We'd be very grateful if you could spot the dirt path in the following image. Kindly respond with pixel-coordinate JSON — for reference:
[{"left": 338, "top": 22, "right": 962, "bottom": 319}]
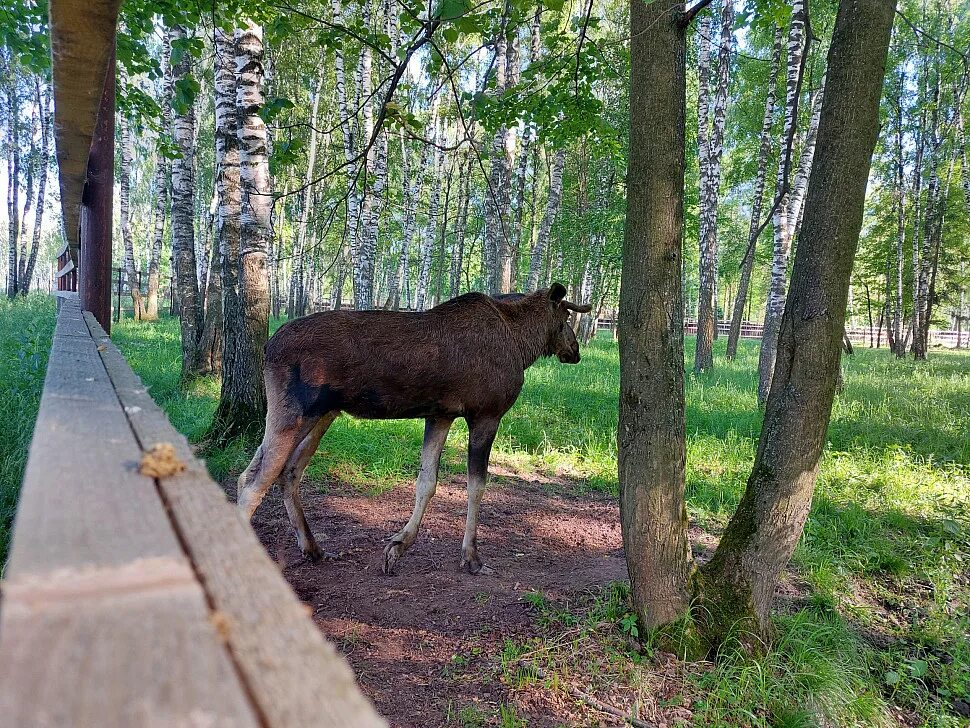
[{"left": 245, "top": 473, "right": 631, "bottom": 726}]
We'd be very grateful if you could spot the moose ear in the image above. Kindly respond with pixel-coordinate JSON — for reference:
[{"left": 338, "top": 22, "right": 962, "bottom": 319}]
[{"left": 548, "top": 283, "right": 567, "bottom": 303}]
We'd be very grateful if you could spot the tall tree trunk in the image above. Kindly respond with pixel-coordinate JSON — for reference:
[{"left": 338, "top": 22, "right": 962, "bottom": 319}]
[
  {"left": 893, "top": 77, "right": 906, "bottom": 357},
  {"left": 695, "top": 0, "right": 733, "bottom": 373},
  {"left": 212, "top": 20, "right": 272, "bottom": 438},
  {"left": 526, "top": 148, "right": 566, "bottom": 292},
  {"left": 169, "top": 24, "right": 205, "bottom": 379},
  {"left": 388, "top": 135, "right": 423, "bottom": 309},
  {"left": 696, "top": 0, "right": 894, "bottom": 648},
  {"left": 510, "top": 10, "right": 541, "bottom": 282},
  {"left": 120, "top": 112, "right": 143, "bottom": 319},
  {"left": 913, "top": 75, "right": 943, "bottom": 360},
  {"left": 6, "top": 62, "right": 20, "bottom": 299},
  {"left": 16, "top": 104, "right": 36, "bottom": 292},
  {"left": 416, "top": 115, "right": 443, "bottom": 311},
  {"left": 757, "top": 0, "right": 806, "bottom": 405},
  {"left": 484, "top": 18, "right": 513, "bottom": 294},
  {"left": 619, "top": 0, "right": 693, "bottom": 633},
  {"left": 727, "top": 27, "right": 783, "bottom": 359},
  {"left": 289, "top": 66, "right": 324, "bottom": 318},
  {"left": 450, "top": 150, "right": 473, "bottom": 298},
  {"left": 22, "top": 81, "right": 50, "bottom": 295},
  {"left": 200, "top": 242, "right": 223, "bottom": 374},
  {"left": 144, "top": 37, "right": 172, "bottom": 321}
]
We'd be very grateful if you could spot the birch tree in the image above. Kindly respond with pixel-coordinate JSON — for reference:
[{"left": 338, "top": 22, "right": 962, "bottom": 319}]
[
  {"left": 526, "top": 148, "right": 566, "bottom": 292},
  {"left": 694, "top": 0, "right": 734, "bottom": 373},
  {"left": 212, "top": 20, "right": 272, "bottom": 437},
  {"left": 169, "top": 24, "right": 205, "bottom": 379},
  {"left": 757, "top": 0, "right": 806, "bottom": 405},
  {"left": 119, "top": 112, "right": 142, "bottom": 318},
  {"left": 20, "top": 81, "right": 49, "bottom": 294},
  {"left": 726, "top": 27, "right": 782, "bottom": 359},
  {"left": 484, "top": 19, "right": 514, "bottom": 294},
  {"left": 144, "top": 36, "right": 171, "bottom": 321}
]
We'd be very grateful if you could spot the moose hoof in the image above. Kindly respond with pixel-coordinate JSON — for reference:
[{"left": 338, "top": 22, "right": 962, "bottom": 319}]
[
  {"left": 382, "top": 541, "right": 405, "bottom": 575},
  {"left": 460, "top": 552, "right": 494, "bottom": 575},
  {"left": 302, "top": 541, "right": 325, "bottom": 562}
]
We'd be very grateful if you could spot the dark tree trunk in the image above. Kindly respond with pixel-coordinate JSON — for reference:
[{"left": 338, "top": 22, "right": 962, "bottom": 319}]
[
  {"left": 695, "top": 0, "right": 895, "bottom": 649},
  {"left": 618, "top": 0, "right": 694, "bottom": 633}
]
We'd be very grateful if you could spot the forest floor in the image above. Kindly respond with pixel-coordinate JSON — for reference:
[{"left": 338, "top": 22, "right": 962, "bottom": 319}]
[{"left": 108, "top": 315, "right": 970, "bottom": 728}]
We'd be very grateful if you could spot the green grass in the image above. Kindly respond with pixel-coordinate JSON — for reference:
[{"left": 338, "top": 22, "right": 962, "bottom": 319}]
[
  {"left": 112, "top": 315, "right": 970, "bottom": 727},
  {"left": 0, "top": 295, "right": 56, "bottom": 562}
]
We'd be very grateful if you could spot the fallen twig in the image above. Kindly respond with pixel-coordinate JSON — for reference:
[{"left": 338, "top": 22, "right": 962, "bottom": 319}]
[{"left": 518, "top": 661, "right": 657, "bottom": 728}]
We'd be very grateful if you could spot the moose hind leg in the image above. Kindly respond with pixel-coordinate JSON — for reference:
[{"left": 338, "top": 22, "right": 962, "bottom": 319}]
[
  {"left": 383, "top": 417, "right": 454, "bottom": 574},
  {"left": 238, "top": 412, "right": 315, "bottom": 521},
  {"left": 281, "top": 412, "right": 338, "bottom": 561},
  {"left": 460, "top": 417, "right": 500, "bottom": 575}
]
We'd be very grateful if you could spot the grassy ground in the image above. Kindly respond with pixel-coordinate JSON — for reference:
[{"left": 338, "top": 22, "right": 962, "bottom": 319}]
[
  {"left": 0, "top": 295, "right": 56, "bottom": 562},
  {"left": 114, "top": 315, "right": 970, "bottom": 727}
]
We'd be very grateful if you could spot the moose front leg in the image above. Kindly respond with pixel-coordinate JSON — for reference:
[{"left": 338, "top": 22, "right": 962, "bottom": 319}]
[
  {"left": 383, "top": 417, "right": 454, "bottom": 574},
  {"left": 461, "top": 416, "right": 500, "bottom": 575}
]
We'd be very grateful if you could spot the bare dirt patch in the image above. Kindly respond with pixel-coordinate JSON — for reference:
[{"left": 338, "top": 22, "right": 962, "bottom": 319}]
[{"left": 243, "top": 473, "right": 641, "bottom": 726}]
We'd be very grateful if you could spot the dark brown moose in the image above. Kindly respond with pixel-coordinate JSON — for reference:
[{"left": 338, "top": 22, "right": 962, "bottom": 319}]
[{"left": 237, "top": 284, "right": 591, "bottom": 574}]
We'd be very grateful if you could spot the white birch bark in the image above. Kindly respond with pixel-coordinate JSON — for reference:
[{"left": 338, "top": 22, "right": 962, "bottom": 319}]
[
  {"left": 415, "top": 115, "right": 444, "bottom": 311},
  {"left": 169, "top": 24, "right": 204, "bottom": 378},
  {"left": 727, "top": 26, "right": 782, "bottom": 359},
  {"left": 694, "top": 0, "right": 733, "bottom": 373},
  {"left": 120, "top": 110, "right": 142, "bottom": 317},
  {"left": 483, "top": 22, "right": 513, "bottom": 293},
  {"left": 526, "top": 148, "right": 566, "bottom": 291},
  {"left": 233, "top": 19, "right": 272, "bottom": 415},
  {"left": 145, "top": 36, "right": 172, "bottom": 320},
  {"left": 757, "top": 0, "right": 805, "bottom": 405},
  {"left": 22, "top": 81, "right": 50, "bottom": 294}
]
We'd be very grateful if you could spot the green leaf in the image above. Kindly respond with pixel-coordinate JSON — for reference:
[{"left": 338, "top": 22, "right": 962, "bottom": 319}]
[
  {"left": 435, "top": 0, "right": 468, "bottom": 20},
  {"left": 941, "top": 519, "right": 961, "bottom": 537},
  {"left": 442, "top": 27, "right": 460, "bottom": 43},
  {"left": 884, "top": 671, "right": 900, "bottom": 685},
  {"left": 909, "top": 660, "right": 928, "bottom": 678}
]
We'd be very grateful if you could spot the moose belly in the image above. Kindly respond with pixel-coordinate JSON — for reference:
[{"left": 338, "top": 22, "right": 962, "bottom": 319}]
[{"left": 340, "top": 384, "right": 464, "bottom": 420}]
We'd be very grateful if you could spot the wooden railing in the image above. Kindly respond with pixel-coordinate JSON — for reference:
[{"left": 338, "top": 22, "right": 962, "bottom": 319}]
[{"left": 0, "top": 292, "right": 385, "bottom": 727}]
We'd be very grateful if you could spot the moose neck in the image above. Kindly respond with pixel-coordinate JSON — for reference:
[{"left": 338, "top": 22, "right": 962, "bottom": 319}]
[{"left": 503, "top": 302, "right": 551, "bottom": 371}]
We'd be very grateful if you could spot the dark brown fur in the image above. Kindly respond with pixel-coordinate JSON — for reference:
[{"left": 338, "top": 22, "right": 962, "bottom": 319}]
[{"left": 238, "top": 284, "right": 590, "bottom": 573}]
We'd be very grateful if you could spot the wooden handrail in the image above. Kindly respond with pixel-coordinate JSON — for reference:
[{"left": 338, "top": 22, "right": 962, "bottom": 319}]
[{"left": 0, "top": 294, "right": 385, "bottom": 727}]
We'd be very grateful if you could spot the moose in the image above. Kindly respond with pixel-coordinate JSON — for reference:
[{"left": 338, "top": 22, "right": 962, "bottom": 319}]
[{"left": 237, "top": 283, "right": 591, "bottom": 574}]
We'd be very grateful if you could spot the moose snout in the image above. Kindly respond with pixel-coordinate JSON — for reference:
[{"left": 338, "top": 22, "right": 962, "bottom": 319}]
[{"left": 558, "top": 348, "right": 581, "bottom": 364}]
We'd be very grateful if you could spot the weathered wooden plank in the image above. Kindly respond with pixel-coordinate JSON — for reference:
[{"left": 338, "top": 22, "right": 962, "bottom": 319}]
[
  {"left": 5, "top": 349, "right": 184, "bottom": 581},
  {"left": 86, "top": 312, "right": 387, "bottom": 728},
  {"left": 0, "top": 581, "right": 260, "bottom": 728}
]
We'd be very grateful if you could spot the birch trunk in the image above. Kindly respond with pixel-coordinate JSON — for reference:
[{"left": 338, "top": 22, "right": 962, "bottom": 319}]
[
  {"left": 289, "top": 67, "right": 324, "bottom": 318},
  {"left": 727, "top": 27, "right": 782, "bottom": 359},
  {"left": 416, "top": 116, "right": 444, "bottom": 311},
  {"left": 120, "top": 112, "right": 143, "bottom": 318},
  {"left": 22, "top": 82, "right": 50, "bottom": 294},
  {"left": 215, "top": 20, "right": 273, "bottom": 434},
  {"left": 169, "top": 25, "right": 205, "bottom": 379},
  {"left": 145, "top": 37, "right": 172, "bottom": 320},
  {"left": 526, "top": 148, "right": 566, "bottom": 291},
  {"left": 695, "top": 0, "right": 733, "bottom": 373},
  {"left": 450, "top": 150, "right": 473, "bottom": 297},
  {"left": 16, "top": 104, "right": 36, "bottom": 292},
  {"left": 757, "top": 0, "right": 806, "bottom": 405},
  {"left": 6, "top": 64, "right": 20, "bottom": 299},
  {"left": 893, "top": 77, "right": 906, "bottom": 357},
  {"left": 484, "top": 22, "right": 514, "bottom": 293}
]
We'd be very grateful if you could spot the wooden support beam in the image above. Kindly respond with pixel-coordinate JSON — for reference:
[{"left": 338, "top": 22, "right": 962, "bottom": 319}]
[{"left": 78, "top": 42, "right": 115, "bottom": 333}]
